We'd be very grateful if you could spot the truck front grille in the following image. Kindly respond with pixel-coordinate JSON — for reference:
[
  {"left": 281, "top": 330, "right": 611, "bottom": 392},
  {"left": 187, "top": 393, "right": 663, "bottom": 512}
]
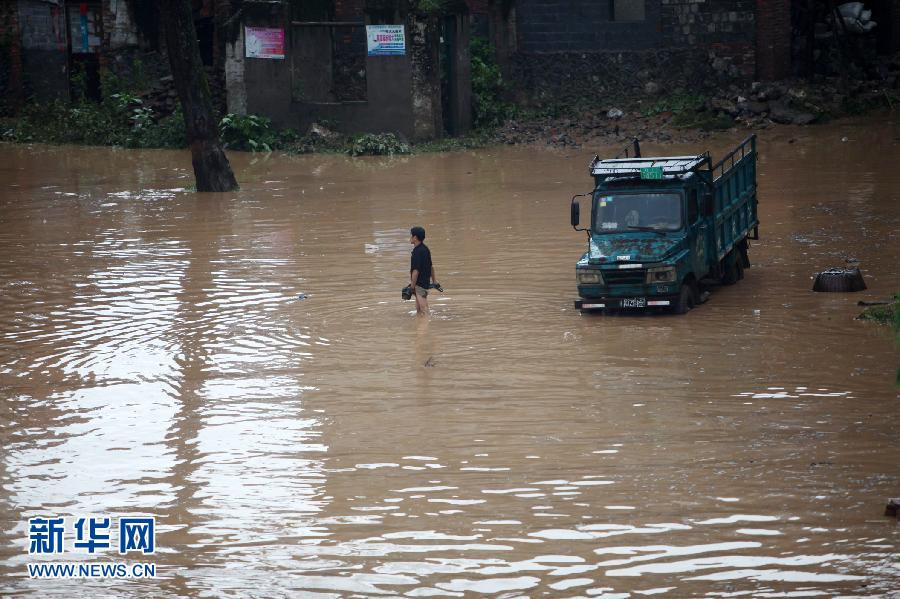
[{"left": 604, "top": 269, "right": 646, "bottom": 285}]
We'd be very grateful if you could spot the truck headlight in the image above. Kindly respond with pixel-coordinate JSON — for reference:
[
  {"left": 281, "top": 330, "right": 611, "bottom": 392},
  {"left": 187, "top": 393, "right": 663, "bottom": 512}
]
[
  {"left": 577, "top": 270, "right": 604, "bottom": 285},
  {"left": 646, "top": 266, "right": 677, "bottom": 284}
]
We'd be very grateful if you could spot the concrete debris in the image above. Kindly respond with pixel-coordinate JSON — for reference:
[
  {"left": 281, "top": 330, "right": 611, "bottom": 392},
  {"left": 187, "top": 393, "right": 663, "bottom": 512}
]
[
  {"left": 308, "top": 123, "right": 339, "bottom": 140},
  {"left": 643, "top": 81, "right": 660, "bottom": 95}
]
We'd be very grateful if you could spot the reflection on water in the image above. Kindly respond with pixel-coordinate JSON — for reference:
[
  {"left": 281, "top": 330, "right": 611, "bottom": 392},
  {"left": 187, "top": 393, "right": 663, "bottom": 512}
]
[{"left": 1, "top": 120, "right": 899, "bottom": 596}]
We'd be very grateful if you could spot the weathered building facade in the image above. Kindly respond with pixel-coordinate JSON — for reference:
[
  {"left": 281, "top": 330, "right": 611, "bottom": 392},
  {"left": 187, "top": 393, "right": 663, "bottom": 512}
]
[
  {"left": 3, "top": 1, "right": 899, "bottom": 132},
  {"left": 1, "top": 0, "right": 472, "bottom": 140},
  {"left": 225, "top": 0, "right": 472, "bottom": 140},
  {"left": 1, "top": 0, "right": 142, "bottom": 110}
]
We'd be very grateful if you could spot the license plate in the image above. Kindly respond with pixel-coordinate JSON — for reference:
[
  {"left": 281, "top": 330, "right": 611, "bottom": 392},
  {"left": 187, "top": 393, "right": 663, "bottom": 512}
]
[{"left": 621, "top": 297, "right": 646, "bottom": 308}]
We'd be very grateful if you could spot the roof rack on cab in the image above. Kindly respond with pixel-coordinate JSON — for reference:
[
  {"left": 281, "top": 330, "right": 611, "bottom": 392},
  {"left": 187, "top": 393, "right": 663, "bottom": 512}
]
[{"left": 588, "top": 136, "right": 712, "bottom": 183}]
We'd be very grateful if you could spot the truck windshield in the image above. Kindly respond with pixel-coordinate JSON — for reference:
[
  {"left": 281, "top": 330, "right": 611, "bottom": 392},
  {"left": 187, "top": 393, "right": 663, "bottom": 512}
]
[{"left": 592, "top": 192, "right": 683, "bottom": 233}]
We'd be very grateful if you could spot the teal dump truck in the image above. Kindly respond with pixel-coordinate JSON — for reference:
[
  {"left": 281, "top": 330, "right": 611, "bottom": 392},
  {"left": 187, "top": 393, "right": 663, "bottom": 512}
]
[{"left": 570, "top": 136, "right": 758, "bottom": 313}]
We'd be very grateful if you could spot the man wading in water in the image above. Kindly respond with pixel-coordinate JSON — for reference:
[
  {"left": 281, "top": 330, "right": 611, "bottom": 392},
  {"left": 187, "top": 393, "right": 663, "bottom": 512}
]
[{"left": 409, "top": 226, "right": 438, "bottom": 316}]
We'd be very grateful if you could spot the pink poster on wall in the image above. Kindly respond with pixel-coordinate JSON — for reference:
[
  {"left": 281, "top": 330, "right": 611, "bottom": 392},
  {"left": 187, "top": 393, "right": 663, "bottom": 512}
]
[{"left": 245, "top": 27, "right": 285, "bottom": 60}]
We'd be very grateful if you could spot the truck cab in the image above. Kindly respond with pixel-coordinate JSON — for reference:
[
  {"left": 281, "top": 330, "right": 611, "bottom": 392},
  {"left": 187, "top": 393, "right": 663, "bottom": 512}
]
[{"left": 571, "top": 137, "right": 758, "bottom": 313}]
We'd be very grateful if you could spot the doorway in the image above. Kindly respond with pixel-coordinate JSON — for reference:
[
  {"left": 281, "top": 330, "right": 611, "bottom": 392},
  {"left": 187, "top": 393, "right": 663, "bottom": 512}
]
[{"left": 65, "top": 1, "right": 102, "bottom": 101}]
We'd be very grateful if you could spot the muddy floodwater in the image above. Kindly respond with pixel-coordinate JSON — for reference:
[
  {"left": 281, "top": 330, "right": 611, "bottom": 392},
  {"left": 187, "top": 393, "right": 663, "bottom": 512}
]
[{"left": 1, "top": 119, "right": 899, "bottom": 597}]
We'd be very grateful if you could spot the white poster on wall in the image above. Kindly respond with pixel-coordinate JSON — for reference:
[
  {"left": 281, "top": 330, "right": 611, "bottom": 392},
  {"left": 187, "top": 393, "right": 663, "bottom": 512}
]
[
  {"left": 366, "top": 25, "right": 405, "bottom": 56},
  {"left": 245, "top": 27, "right": 285, "bottom": 59}
]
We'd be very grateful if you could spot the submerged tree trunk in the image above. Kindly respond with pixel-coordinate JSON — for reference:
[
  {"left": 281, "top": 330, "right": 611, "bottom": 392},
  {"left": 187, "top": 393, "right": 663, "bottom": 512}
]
[{"left": 160, "top": 0, "right": 238, "bottom": 192}]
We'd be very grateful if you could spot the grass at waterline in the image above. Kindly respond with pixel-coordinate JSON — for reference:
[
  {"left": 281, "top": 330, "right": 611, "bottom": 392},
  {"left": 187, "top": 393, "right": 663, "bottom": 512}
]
[
  {"left": 856, "top": 293, "right": 900, "bottom": 385},
  {"left": 1, "top": 102, "right": 497, "bottom": 157}
]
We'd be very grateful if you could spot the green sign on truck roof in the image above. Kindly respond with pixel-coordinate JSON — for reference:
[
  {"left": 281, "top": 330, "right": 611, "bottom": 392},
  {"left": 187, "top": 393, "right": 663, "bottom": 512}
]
[{"left": 640, "top": 166, "right": 664, "bottom": 180}]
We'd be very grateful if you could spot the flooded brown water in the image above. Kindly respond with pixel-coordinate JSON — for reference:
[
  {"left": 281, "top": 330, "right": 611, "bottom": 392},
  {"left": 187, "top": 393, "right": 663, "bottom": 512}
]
[{"left": 1, "top": 119, "right": 899, "bottom": 597}]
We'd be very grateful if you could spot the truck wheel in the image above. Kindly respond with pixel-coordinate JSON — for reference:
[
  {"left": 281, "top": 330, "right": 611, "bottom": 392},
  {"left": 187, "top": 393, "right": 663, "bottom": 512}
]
[
  {"left": 672, "top": 284, "right": 694, "bottom": 314},
  {"left": 721, "top": 252, "right": 740, "bottom": 285},
  {"left": 739, "top": 245, "right": 750, "bottom": 269}
]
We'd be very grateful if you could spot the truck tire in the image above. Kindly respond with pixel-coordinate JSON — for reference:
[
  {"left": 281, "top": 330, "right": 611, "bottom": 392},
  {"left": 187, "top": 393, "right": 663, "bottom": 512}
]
[
  {"left": 721, "top": 252, "right": 740, "bottom": 285},
  {"left": 673, "top": 283, "right": 695, "bottom": 314},
  {"left": 812, "top": 267, "right": 867, "bottom": 292},
  {"left": 739, "top": 243, "right": 750, "bottom": 269}
]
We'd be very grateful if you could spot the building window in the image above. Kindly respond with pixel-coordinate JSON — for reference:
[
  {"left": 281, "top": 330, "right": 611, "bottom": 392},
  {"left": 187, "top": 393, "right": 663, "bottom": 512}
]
[{"left": 611, "top": 0, "right": 645, "bottom": 22}]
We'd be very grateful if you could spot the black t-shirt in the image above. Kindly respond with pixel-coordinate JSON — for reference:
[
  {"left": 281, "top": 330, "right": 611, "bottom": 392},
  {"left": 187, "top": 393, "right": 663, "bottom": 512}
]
[{"left": 410, "top": 243, "right": 432, "bottom": 288}]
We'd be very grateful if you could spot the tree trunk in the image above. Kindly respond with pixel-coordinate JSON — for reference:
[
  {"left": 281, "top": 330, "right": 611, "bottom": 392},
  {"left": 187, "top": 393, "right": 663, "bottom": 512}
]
[{"left": 160, "top": 0, "right": 238, "bottom": 192}]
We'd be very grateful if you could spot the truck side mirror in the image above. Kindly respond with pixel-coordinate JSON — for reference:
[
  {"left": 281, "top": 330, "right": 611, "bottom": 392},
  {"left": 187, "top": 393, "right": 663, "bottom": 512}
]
[
  {"left": 570, "top": 200, "right": 580, "bottom": 228},
  {"left": 703, "top": 192, "right": 715, "bottom": 217}
]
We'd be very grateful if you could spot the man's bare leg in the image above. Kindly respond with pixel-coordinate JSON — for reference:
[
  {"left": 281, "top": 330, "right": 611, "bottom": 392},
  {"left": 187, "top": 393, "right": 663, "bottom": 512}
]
[{"left": 414, "top": 292, "right": 429, "bottom": 315}]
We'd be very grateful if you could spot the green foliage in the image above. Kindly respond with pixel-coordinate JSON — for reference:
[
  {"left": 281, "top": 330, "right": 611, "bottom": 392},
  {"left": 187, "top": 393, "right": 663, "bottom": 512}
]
[
  {"left": 857, "top": 297, "right": 898, "bottom": 325},
  {"left": 893, "top": 293, "right": 900, "bottom": 385},
  {"left": 69, "top": 65, "right": 90, "bottom": 103},
  {"left": 470, "top": 37, "right": 515, "bottom": 129},
  {"left": 841, "top": 90, "right": 899, "bottom": 116},
  {"left": 348, "top": 132, "right": 410, "bottom": 156},
  {"left": 0, "top": 36, "right": 11, "bottom": 117},
  {"left": 857, "top": 293, "right": 900, "bottom": 384},
  {"left": 643, "top": 91, "right": 732, "bottom": 130},
  {"left": 517, "top": 102, "right": 572, "bottom": 121},
  {"left": 416, "top": 0, "right": 451, "bottom": 14},
  {"left": 4, "top": 96, "right": 186, "bottom": 149},
  {"left": 219, "top": 113, "right": 276, "bottom": 152},
  {"left": 130, "top": 57, "right": 150, "bottom": 93},
  {"left": 132, "top": 108, "right": 186, "bottom": 148},
  {"left": 413, "top": 132, "right": 491, "bottom": 153}
]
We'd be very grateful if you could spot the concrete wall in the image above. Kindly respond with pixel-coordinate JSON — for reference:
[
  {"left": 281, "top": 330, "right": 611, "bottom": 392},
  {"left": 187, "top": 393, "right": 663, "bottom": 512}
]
[
  {"left": 294, "top": 52, "right": 417, "bottom": 138},
  {"left": 224, "top": 26, "right": 247, "bottom": 115}
]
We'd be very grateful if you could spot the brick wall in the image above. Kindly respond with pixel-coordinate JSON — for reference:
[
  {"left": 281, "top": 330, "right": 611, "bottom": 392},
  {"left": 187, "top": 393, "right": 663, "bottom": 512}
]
[
  {"left": 506, "top": 0, "right": 764, "bottom": 101},
  {"left": 334, "top": 0, "right": 364, "bottom": 20},
  {"left": 466, "top": 0, "right": 489, "bottom": 14},
  {"left": 660, "top": 0, "right": 756, "bottom": 77},
  {"left": 513, "top": 0, "right": 756, "bottom": 62},
  {"left": 515, "top": 0, "right": 663, "bottom": 52},
  {"left": 755, "top": 0, "right": 790, "bottom": 80}
]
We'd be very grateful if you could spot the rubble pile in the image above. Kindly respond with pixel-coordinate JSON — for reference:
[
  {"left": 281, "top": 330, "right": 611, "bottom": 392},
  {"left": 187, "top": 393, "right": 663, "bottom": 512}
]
[
  {"left": 493, "top": 51, "right": 900, "bottom": 149},
  {"left": 138, "top": 67, "right": 227, "bottom": 119}
]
